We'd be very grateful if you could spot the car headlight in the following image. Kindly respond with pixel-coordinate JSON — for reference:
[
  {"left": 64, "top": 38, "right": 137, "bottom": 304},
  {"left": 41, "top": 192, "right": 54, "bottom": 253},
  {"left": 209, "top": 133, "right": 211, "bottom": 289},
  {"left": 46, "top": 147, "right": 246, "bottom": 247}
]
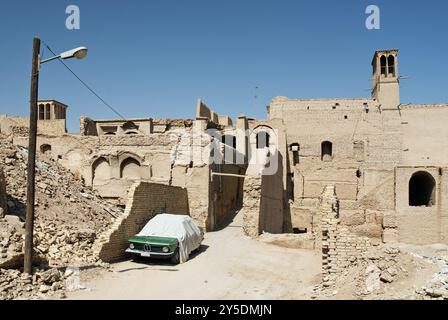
[
  {"left": 162, "top": 246, "right": 169, "bottom": 253},
  {"left": 129, "top": 243, "right": 135, "bottom": 249}
]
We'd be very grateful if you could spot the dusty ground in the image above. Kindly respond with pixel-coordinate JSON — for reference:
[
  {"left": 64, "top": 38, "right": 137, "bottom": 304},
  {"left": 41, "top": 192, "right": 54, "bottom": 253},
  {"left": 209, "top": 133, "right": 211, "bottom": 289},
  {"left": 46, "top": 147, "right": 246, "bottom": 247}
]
[{"left": 64, "top": 212, "right": 322, "bottom": 300}]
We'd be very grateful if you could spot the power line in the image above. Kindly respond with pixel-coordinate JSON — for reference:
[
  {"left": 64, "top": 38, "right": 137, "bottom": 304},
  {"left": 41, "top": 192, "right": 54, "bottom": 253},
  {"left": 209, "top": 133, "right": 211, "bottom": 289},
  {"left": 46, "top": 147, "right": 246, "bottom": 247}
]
[{"left": 43, "top": 42, "right": 127, "bottom": 120}]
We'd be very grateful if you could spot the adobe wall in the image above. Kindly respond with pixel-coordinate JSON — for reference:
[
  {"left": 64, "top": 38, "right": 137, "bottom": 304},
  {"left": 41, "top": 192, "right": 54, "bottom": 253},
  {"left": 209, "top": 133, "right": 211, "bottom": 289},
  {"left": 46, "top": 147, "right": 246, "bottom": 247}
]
[
  {"left": 269, "top": 98, "right": 397, "bottom": 240},
  {"left": 0, "top": 115, "right": 66, "bottom": 136},
  {"left": 399, "top": 105, "right": 448, "bottom": 167},
  {"left": 93, "top": 182, "right": 189, "bottom": 263},
  {"left": 0, "top": 165, "right": 6, "bottom": 217},
  {"left": 268, "top": 97, "right": 448, "bottom": 245},
  {"left": 393, "top": 166, "right": 448, "bottom": 244},
  {"left": 210, "top": 164, "right": 245, "bottom": 229},
  {"left": 12, "top": 119, "right": 213, "bottom": 230},
  {"left": 242, "top": 118, "right": 290, "bottom": 237}
]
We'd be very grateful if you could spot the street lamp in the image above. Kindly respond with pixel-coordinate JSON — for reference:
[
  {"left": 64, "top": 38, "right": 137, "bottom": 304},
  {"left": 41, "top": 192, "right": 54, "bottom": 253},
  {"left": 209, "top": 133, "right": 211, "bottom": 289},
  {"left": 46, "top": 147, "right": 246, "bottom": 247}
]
[
  {"left": 24, "top": 37, "right": 88, "bottom": 275},
  {"left": 40, "top": 46, "right": 88, "bottom": 64}
]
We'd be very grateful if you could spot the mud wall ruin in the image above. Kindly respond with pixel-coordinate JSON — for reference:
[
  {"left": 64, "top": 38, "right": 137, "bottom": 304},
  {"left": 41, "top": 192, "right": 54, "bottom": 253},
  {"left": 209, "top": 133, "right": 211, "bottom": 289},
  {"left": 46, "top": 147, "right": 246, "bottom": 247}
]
[
  {"left": 93, "top": 182, "right": 190, "bottom": 263},
  {"left": 0, "top": 165, "right": 6, "bottom": 217}
]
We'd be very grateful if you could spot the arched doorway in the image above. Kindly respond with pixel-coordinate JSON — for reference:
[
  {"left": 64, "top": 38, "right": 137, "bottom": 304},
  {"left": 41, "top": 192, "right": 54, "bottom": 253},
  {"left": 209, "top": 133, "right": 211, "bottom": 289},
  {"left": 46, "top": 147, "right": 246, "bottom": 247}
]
[{"left": 409, "top": 171, "right": 436, "bottom": 207}]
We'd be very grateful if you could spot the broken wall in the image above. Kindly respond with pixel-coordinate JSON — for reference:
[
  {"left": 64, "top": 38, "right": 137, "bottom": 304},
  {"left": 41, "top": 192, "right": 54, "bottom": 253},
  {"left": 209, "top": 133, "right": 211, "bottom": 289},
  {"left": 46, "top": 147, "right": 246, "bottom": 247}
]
[
  {"left": 93, "top": 182, "right": 189, "bottom": 263},
  {"left": 269, "top": 97, "right": 402, "bottom": 240},
  {"left": 0, "top": 165, "right": 6, "bottom": 217}
]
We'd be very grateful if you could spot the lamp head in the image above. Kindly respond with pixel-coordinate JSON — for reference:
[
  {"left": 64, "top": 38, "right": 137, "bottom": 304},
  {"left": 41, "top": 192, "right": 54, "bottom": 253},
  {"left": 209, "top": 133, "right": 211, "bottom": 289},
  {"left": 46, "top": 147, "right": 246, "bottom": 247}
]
[{"left": 60, "top": 47, "right": 88, "bottom": 60}]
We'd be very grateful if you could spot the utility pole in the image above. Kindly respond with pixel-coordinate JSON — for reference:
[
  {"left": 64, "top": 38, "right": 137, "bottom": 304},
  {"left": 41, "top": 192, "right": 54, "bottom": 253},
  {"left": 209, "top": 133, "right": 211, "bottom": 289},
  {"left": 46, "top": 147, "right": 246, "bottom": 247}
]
[{"left": 24, "top": 37, "right": 40, "bottom": 275}]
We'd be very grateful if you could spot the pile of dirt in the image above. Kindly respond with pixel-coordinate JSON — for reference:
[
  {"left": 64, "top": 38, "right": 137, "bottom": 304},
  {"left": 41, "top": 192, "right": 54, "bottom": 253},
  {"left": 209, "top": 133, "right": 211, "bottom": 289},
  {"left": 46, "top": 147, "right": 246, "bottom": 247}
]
[{"left": 0, "top": 134, "right": 123, "bottom": 299}]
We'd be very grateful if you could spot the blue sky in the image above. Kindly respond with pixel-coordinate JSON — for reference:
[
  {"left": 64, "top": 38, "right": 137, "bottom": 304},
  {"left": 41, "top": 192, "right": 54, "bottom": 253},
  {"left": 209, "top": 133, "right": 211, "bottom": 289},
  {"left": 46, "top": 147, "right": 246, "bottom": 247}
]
[{"left": 0, "top": 0, "right": 447, "bottom": 132}]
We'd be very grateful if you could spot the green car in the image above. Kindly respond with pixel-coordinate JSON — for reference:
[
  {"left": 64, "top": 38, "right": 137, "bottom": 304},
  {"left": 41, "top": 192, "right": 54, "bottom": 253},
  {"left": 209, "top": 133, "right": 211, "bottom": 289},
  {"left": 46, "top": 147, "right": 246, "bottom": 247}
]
[
  {"left": 126, "top": 235, "right": 181, "bottom": 264},
  {"left": 125, "top": 213, "right": 204, "bottom": 264}
]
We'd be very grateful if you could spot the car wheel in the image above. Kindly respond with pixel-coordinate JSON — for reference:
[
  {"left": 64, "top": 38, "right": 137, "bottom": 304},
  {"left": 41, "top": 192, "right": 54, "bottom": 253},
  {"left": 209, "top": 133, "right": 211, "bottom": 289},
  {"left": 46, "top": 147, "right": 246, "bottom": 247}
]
[{"left": 170, "top": 249, "right": 180, "bottom": 265}]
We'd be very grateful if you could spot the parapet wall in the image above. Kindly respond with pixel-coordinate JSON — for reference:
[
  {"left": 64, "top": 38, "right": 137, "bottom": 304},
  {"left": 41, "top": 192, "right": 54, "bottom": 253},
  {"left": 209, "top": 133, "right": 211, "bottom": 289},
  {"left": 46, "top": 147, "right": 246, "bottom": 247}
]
[
  {"left": 0, "top": 115, "right": 66, "bottom": 136},
  {"left": 196, "top": 99, "right": 233, "bottom": 126}
]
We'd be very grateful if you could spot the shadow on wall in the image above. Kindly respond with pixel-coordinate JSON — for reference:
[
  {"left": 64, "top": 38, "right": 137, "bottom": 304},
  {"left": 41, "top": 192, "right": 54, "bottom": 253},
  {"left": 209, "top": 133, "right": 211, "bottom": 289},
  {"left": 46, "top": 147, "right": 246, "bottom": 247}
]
[{"left": 259, "top": 151, "right": 291, "bottom": 234}]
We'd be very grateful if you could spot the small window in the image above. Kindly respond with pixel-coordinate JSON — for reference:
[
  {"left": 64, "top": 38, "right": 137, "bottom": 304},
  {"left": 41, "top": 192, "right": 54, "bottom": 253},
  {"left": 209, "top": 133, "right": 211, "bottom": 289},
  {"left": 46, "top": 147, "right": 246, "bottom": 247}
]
[
  {"left": 388, "top": 55, "right": 395, "bottom": 77},
  {"left": 344, "top": 115, "right": 348, "bottom": 119},
  {"left": 321, "top": 141, "right": 333, "bottom": 161},
  {"left": 290, "top": 143, "right": 300, "bottom": 165},
  {"left": 256, "top": 132, "right": 270, "bottom": 149},
  {"left": 380, "top": 55, "right": 387, "bottom": 76}
]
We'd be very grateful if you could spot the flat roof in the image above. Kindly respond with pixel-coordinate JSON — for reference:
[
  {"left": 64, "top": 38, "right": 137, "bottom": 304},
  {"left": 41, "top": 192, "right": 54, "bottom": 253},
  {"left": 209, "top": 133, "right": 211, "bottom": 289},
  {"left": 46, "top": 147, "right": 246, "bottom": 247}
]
[{"left": 37, "top": 100, "right": 68, "bottom": 108}]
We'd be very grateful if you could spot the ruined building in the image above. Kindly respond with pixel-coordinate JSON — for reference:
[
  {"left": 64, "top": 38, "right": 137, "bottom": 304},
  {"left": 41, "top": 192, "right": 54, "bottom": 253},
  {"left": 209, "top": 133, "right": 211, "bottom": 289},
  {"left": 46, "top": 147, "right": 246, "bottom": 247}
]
[{"left": 1, "top": 49, "right": 447, "bottom": 252}]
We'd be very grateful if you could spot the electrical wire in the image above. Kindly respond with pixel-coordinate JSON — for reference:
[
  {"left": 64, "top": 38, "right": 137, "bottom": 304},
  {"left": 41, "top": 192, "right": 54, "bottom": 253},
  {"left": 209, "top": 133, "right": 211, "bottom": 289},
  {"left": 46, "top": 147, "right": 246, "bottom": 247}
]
[{"left": 43, "top": 42, "right": 127, "bottom": 120}]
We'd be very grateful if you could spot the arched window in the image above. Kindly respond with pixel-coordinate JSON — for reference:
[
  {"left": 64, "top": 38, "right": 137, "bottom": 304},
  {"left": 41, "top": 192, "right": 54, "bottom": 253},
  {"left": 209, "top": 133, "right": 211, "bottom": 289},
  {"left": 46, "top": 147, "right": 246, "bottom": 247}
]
[
  {"left": 125, "top": 131, "right": 138, "bottom": 135},
  {"left": 380, "top": 55, "right": 387, "bottom": 76},
  {"left": 321, "top": 141, "right": 333, "bottom": 161},
  {"left": 409, "top": 171, "right": 436, "bottom": 207},
  {"left": 104, "top": 132, "right": 116, "bottom": 136},
  {"left": 256, "top": 131, "right": 270, "bottom": 149},
  {"left": 40, "top": 144, "right": 51, "bottom": 154},
  {"left": 92, "top": 157, "right": 110, "bottom": 185},
  {"left": 388, "top": 55, "right": 395, "bottom": 77},
  {"left": 120, "top": 158, "right": 141, "bottom": 179}
]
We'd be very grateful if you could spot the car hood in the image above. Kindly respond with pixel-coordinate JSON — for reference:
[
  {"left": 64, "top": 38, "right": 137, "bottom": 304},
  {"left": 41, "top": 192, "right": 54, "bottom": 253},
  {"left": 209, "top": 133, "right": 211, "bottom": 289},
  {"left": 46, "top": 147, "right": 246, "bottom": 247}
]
[{"left": 128, "top": 235, "right": 178, "bottom": 246}]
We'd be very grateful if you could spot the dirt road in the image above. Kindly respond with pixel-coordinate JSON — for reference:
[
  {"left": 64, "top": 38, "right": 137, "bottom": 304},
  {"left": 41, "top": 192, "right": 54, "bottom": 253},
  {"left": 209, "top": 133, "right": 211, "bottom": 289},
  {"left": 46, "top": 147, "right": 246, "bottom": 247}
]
[{"left": 66, "top": 212, "right": 321, "bottom": 300}]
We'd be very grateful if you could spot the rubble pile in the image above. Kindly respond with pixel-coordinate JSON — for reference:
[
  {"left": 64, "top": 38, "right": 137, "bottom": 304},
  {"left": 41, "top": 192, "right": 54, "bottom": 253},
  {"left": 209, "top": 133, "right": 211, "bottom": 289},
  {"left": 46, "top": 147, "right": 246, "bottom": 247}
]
[
  {"left": 0, "top": 134, "right": 122, "bottom": 299},
  {"left": 0, "top": 268, "right": 67, "bottom": 300},
  {"left": 312, "top": 242, "right": 448, "bottom": 300},
  {"left": 413, "top": 253, "right": 448, "bottom": 300},
  {"left": 312, "top": 244, "right": 413, "bottom": 299}
]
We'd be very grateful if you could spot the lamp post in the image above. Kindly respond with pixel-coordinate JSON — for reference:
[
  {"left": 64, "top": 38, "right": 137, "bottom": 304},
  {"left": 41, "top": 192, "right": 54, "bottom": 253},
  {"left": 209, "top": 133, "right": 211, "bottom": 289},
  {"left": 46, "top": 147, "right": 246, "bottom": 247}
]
[{"left": 24, "top": 37, "right": 88, "bottom": 275}]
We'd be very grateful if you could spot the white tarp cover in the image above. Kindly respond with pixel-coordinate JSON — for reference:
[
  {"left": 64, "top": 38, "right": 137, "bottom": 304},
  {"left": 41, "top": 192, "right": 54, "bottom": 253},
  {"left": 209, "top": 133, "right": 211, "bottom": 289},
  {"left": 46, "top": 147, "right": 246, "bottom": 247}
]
[{"left": 137, "top": 214, "right": 203, "bottom": 263}]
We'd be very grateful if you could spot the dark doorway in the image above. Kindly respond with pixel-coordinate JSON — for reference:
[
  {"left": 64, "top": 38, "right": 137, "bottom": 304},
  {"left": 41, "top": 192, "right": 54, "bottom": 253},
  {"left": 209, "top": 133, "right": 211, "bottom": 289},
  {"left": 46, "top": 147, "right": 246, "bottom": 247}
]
[{"left": 409, "top": 171, "right": 436, "bottom": 207}]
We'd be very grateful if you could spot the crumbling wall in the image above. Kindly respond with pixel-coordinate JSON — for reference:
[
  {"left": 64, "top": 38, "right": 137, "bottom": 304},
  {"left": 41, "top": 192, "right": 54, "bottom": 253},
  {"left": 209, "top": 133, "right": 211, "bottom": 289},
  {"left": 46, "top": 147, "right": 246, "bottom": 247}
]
[
  {"left": 93, "top": 182, "right": 189, "bottom": 263},
  {"left": 242, "top": 174, "right": 262, "bottom": 238},
  {"left": 79, "top": 116, "right": 98, "bottom": 136},
  {"left": 0, "top": 165, "right": 6, "bottom": 217},
  {"left": 320, "top": 185, "right": 372, "bottom": 276}
]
